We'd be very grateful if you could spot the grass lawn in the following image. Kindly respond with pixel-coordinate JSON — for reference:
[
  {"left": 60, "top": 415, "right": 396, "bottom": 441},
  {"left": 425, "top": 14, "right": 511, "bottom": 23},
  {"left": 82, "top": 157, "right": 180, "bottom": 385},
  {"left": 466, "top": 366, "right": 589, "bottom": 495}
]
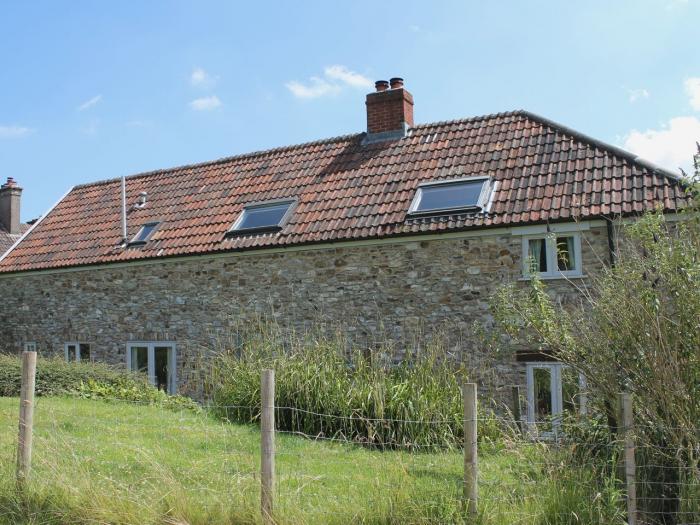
[{"left": 0, "top": 397, "right": 618, "bottom": 524}]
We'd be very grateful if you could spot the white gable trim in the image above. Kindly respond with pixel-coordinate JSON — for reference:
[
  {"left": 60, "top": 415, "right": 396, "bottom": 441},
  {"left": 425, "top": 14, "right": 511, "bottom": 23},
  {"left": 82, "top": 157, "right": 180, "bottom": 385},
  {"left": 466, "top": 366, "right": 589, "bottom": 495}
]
[{"left": 0, "top": 186, "right": 75, "bottom": 264}]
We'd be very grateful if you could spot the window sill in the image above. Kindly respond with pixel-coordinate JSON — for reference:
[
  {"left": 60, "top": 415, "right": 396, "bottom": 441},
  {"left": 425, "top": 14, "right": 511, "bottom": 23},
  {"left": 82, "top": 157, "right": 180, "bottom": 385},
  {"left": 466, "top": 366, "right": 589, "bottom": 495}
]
[{"left": 518, "top": 273, "right": 587, "bottom": 282}]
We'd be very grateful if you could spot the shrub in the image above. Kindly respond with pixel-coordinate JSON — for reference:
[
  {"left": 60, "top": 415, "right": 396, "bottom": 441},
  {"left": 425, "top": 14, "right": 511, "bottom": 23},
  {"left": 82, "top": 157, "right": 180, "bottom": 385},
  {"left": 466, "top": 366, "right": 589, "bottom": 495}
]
[
  {"left": 489, "top": 196, "right": 700, "bottom": 522},
  {"left": 0, "top": 354, "right": 198, "bottom": 411},
  {"left": 210, "top": 320, "right": 508, "bottom": 449}
]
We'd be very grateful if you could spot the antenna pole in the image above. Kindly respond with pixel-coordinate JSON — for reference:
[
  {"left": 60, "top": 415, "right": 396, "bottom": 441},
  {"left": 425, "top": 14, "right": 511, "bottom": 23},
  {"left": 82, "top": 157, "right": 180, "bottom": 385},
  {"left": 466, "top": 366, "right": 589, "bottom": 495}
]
[{"left": 121, "top": 176, "right": 127, "bottom": 242}]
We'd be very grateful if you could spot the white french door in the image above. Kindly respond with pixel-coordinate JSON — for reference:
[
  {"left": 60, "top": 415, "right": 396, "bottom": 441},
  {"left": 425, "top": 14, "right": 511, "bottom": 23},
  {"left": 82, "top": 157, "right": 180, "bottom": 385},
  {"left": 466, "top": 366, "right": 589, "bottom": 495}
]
[
  {"left": 526, "top": 363, "right": 585, "bottom": 434},
  {"left": 126, "top": 342, "right": 177, "bottom": 394}
]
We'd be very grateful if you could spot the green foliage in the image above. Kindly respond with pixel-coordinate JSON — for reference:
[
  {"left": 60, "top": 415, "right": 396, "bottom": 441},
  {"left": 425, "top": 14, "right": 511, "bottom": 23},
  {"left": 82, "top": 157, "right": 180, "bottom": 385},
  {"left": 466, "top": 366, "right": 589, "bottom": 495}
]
[
  {"left": 0, "top": 354, "right": 136, "bottom": 397},
  {"left": 0, "top": 354, "right": 198, "bottom": 410},
  {"left": 489, "top": 202, "right": 700, "bottom": 522},
  {"left": 211, "top": 321, "right": 508, "bottom": 449},
  {"left": 76, "top": 378, "right": 199, "bottom": 411}
]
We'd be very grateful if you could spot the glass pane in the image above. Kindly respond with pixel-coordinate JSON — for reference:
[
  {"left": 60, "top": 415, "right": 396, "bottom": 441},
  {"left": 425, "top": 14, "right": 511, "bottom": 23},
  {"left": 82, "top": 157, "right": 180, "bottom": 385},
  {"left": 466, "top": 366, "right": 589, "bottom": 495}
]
[
  {"left": 133, "top": 223, "right": 158, "bottom": 243},
  {"left": 154, "top": 347, "right": 170, "bottom": 392},
  {"left": 562, "top": 367, "right": 580, "bottom": 413},
  {"left": 533, "top": 367, "right": 553, "bottom": 427},
  {"left": 236, "top": 203, "right": 291, "bottom": 230},
  {"left": 416, "top": 180, "right": 487, "bottom": 212},
  {"left": 528, "top": 239, "right": 548, "bottom": 273},
  {"left": 79, "top": 343, "right": 91, "bottom": 362},
  {"left": 66, "top": 344, "right": 77, "bottom": 362},
  {"left": 130, "top": 346, "right": 148, "bottom": 373},
  {"left": 557, "top": 236, "right": 576, "bottom": 271}
]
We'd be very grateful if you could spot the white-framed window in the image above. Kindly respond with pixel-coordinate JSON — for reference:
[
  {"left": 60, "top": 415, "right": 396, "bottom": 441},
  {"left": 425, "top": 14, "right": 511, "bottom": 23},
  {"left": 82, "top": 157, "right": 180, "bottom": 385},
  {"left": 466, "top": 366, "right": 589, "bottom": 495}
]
[
  {"left": 522, "top": 233, "right": 582, "bottom": 278},
  {"left": 24, "top": 342, "right": 36, "bottom": 352},
  {"left": 408, "top": 176, "right": 492, "bottom": 216},
  {"left": 65, "top": 342, "right": 91, "bottom": 362},
  {"left": 126, "top": 342, "right": 177, "bottom": 394},
  {"left": 526, "top": 362, "right": 587, "bottom": 435}
]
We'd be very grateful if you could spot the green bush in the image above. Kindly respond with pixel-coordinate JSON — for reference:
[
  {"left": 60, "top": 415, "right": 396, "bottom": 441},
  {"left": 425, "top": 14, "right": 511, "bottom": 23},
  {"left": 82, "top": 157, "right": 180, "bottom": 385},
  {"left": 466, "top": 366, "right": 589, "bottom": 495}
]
[
  {"left": 0, "top": 354, "right": 198, "bottom": 411},
  {"left": 210, "top": 321, "right": 508, "bottom": 449},
  {"left": 490, "top": 200, "right": 700, "bottom": 522}
]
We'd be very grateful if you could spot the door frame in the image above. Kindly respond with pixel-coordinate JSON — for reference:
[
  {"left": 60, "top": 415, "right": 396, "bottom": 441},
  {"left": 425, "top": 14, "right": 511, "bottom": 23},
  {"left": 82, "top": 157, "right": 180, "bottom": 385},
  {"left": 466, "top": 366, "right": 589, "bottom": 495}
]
[
  {"left": 126, "top": 341, "right": 177, "bottom": 394},
  {"left": 525, "top": 362, "right": 585, "bottom": 434}
]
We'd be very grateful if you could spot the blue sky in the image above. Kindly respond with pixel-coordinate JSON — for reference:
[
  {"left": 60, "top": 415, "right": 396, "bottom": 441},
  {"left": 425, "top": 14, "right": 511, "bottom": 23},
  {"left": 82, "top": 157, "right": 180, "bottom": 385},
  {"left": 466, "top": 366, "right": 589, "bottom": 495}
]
[{"left": 2, "top": 0, "right": 699, "bottom": 221}]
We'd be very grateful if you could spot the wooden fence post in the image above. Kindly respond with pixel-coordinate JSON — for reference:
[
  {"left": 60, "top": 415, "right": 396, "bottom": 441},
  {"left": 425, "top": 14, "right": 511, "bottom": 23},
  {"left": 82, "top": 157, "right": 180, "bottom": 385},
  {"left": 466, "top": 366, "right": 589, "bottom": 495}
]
[
  {"left": 512, "top": 385, "right": 522, "bottom": 433},
  {"left": 16, "top": 350, "right": 37, "bottom": 487},
  {"left": 261, "top": 369, "right": 275, "bottom": 524},
  {"left": 463, "top": 382, "right": 478, "bottom": 516},
  {"left": 621, "top": 392, "right": 637, "bottom": 525}
]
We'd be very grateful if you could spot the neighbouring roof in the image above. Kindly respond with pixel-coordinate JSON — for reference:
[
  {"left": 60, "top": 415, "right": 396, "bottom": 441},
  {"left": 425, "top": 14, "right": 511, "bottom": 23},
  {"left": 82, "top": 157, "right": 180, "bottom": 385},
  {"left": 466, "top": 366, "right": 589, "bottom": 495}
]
[
  {"left": 0, "top": 110, "right": 690, "bottom": 273},
  {"left": 0, "top": 223, "right": 30, "bottom": 257}
]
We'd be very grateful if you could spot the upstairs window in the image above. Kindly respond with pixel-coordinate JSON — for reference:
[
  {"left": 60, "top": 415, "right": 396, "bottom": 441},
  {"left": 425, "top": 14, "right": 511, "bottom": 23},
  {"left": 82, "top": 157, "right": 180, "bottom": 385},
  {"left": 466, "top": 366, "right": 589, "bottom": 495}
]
[
  {"left": 129, "top": 221, "right": 160, "bottom": 245},
  {"left": 65, "top": 342, "right": 91, "bottom": 362},
  {"left": 522, "top": 234, "right": 582, "bottom": 278},
  {"left": 228, "top": 200, "right": 295, "bottom": 235},
  {"left": 408, "top": 177, "right": 492, "bottom": 216}
]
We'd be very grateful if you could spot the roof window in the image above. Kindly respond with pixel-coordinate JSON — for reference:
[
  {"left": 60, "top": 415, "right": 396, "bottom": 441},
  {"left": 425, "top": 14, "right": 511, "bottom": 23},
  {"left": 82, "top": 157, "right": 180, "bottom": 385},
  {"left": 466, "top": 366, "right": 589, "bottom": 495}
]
[
  {"left": 228, "top": 200, "right": 295, "bottom": 235},
  {"left": 129, "top": 221, "right": 160, "bottom": 245},
  {"left": 408, "top": 177, "right": 492, "bottom": 216}
]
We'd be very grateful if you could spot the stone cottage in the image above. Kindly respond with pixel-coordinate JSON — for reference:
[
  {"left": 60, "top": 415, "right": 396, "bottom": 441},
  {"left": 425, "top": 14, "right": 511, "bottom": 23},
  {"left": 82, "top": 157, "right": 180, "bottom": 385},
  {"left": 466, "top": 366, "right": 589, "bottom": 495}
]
[{"left": 0, "top": 78, "right": 688, "bottom": 422}]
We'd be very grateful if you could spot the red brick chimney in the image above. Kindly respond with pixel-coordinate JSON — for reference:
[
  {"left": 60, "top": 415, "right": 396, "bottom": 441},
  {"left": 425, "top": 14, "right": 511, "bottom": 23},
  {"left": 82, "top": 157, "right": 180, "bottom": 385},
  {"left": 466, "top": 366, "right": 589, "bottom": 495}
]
[
  {"left": 365, "top": 77, "right": 414, "bottom": 137},
  {"left": 0, "top": 177, "right": 22, "bottom": 234}
]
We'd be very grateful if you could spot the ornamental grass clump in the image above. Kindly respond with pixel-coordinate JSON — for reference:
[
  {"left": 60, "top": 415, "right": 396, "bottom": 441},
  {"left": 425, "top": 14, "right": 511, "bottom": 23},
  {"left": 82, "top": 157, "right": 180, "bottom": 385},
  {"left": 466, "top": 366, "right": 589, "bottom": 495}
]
[{"left": 210, "top": 319, "right": 504, "bottom": 449}]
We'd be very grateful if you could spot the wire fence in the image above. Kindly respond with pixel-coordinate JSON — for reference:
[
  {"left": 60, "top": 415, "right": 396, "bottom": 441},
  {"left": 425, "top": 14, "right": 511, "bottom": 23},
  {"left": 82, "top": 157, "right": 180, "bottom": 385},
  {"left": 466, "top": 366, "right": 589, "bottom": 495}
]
[{"left": 5, "top": 356, "right": 700, "bottom": 524}]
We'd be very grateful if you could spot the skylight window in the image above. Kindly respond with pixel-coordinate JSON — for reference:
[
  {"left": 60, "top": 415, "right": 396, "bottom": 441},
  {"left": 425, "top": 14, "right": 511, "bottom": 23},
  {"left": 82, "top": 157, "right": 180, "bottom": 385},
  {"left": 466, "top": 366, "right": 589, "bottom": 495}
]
[
  {"left": 408, "top": 177, "right": 492, "bottom": 216},
  {"left": 228, "top": 200, "right": 295, "bottom": 234},
  {"left": 129, "top": 222, "right": 159, "bottom": 245}
]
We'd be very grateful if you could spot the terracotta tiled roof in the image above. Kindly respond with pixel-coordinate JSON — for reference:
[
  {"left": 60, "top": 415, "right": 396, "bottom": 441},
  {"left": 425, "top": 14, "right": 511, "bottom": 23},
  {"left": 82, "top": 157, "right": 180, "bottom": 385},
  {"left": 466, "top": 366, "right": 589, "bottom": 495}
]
[
  {"left": 0, "top": 110, "right": 689, "bottom": 273},
  {"left": 0, "top": 223, "right": 29, "bottom": 257}
]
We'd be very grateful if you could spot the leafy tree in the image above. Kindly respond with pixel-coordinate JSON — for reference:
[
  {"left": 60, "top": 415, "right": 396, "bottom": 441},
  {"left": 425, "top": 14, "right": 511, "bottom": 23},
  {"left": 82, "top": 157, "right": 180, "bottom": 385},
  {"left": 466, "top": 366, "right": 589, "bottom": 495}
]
[{"left": 490, "top": 189, "right": 699, "bottom": 522}]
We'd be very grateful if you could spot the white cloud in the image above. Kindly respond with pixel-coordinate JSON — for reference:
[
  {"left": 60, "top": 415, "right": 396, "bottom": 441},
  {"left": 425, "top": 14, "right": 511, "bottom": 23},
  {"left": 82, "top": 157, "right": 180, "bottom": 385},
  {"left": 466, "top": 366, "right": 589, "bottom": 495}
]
[
  {"left": 190, "top": 67, "right": 217, "bottom": 88},
  {"left": 285, "top": 77, "right": 340, "bottom": 99},
  {"left": 126, "top": 119, "right": 153, "bottom": 128},
  {"left": 628, "top": 88, "right": 650, "bottom": 103},
  {"left": 286, "top": 65, "right": 371, "bottom": 99},
  {"left": 323, "top": 65, "right": 372, "bottom": 88},
  {"left": 189, "top": 95, "right": 222, "bottom": 111},
  {"left": 0, "top": 125, "right": 33, "bottom": 138},
  {"left": 77, "top": 94, "right": 102, "bottom": 111},
  {"left": 684, "top": 77, "right": 700, "bottom": 110},
  {"left": 623, "top": 116, "right": 700, "bottom": 172}
]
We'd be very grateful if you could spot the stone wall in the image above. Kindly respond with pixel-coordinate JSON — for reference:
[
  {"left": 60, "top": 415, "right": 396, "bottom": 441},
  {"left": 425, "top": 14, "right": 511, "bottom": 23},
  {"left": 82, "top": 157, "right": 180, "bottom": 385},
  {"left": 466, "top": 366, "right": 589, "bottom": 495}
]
[{"left": 0, "top": 223, "right": 611, "bottom": 405}]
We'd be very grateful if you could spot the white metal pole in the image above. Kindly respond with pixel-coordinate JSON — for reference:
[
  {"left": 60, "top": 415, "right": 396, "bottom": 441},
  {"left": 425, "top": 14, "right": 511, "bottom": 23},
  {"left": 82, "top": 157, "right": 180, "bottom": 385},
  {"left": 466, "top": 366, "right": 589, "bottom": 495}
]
[{"left": 121, "top": 176, "right": 127, "bottom": 242}]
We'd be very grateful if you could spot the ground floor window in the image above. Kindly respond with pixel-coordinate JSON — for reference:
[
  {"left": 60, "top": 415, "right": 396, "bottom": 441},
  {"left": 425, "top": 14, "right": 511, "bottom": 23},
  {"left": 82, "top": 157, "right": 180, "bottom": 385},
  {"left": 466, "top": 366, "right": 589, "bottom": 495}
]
[
  {"left": 126, "top": 342, "right": 177, "bottom": 394},
  {"left": 65, "top": 342, "right": 91, "bottom": 362},
  {"left": 526, "top": 362, "right": 586, "bottom": 434}
]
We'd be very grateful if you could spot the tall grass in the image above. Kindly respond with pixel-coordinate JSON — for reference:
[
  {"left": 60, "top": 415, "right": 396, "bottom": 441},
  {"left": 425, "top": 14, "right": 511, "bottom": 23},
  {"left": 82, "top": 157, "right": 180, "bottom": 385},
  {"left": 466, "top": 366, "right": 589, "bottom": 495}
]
[
  {"left": 211, "top": 318, "right": 507, "bottom": 449},
  {"left": 0, "top": 397, "right": 626, "bottom": 525}
]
